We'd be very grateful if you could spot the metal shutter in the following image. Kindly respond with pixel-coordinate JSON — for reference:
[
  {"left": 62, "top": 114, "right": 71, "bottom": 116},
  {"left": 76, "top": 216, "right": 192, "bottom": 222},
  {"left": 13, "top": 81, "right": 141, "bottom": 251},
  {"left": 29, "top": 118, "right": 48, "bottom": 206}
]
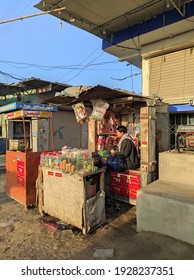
[{"left": 149, "top": 47, "right": 194, "bottom": 104}]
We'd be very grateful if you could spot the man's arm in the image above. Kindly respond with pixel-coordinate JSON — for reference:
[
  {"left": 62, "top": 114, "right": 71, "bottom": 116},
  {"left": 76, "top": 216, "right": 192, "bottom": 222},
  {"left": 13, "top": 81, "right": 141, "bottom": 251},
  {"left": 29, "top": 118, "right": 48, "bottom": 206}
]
[{"left": 118, "top": 139, "right": 132, "bottom": 158}]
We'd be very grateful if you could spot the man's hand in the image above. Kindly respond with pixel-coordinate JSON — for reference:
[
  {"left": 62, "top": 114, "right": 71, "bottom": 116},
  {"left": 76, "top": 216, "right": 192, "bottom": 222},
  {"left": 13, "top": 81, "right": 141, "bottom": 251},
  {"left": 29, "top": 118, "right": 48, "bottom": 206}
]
[{"left": 110, "top": 149, "right": 117, "bottom": 156}]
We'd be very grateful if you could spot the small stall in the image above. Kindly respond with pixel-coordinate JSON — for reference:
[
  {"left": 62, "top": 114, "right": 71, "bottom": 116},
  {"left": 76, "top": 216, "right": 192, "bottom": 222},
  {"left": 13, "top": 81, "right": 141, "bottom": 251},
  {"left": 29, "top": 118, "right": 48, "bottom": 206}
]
[
  {"left": 38, "top": 165, "right": 106, "bottom": 234},
  {"left": 43, "top": 85, "right": 169, "bottom": 206},
  {"left": 36, "top": 146, "right": 106, "bottom": 234},
  {"left": 36, "top": 145, "right": 106, "bottom": 234},
  {"left": 2, "top": 103, "right": 57, "bottom": 207},
  {"left": 88, "top": 103, "right": 142, "bottom": 205},
  {"left": 87, "top": 95, "right": 169, "bottom": 205},
  {"left": 33, "top": 85, "right": 169, "bottom": 234}
]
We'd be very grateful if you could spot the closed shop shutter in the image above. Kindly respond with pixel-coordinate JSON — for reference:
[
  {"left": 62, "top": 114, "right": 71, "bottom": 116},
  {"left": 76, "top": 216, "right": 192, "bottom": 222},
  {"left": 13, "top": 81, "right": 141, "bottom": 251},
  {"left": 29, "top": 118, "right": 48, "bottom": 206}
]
[{"left": 149, "top": 47, "right": 194, "bottom": 104}]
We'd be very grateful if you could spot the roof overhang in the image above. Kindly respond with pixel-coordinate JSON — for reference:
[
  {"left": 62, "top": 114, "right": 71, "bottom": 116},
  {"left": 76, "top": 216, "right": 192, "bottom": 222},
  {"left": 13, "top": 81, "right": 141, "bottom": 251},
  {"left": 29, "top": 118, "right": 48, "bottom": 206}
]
[
  {"left": 35, "top": 1, "right": 194, "bottom": 68},
  {"left": 0, "top": 77, "right": 70, "bottom": 96},
  {"left": 169, "top": 104, "right": 194, "bottom": 113},
  {"left": 102, "top": 1, "right": 194, "bottom": 67},
  {"left": 42, "top": 84, "right": 152, "bottom": 108}
]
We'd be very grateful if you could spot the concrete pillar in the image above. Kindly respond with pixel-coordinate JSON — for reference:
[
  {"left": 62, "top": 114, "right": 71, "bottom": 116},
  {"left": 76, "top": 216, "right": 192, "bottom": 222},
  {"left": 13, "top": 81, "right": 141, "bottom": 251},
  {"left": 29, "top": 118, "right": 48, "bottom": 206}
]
[{"left": 142, "top": 57, "right": 150, "bottom": 97}]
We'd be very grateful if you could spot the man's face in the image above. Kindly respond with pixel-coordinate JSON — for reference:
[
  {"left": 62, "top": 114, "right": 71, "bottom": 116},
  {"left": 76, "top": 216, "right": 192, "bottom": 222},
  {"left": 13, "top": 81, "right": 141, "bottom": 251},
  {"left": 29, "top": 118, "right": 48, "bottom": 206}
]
[{"left": 116, "top": 130, "right": 124, "bottom": 138}]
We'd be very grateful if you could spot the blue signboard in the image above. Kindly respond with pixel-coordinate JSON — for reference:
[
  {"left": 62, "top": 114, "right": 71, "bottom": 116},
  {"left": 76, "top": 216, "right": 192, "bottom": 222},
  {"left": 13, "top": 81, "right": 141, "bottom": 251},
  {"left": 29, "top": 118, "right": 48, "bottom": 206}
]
[
  {"left": 169, "top": 105, "right": 194, "bottom": 113},
  {"left": 0, "top": 102, "right": 57, "bottom": 113}
]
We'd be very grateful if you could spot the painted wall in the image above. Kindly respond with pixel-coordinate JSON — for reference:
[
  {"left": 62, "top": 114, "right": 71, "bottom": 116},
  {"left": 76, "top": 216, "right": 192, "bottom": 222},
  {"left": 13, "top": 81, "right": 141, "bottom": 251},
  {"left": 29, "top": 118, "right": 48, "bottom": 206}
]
[
  {"left": 52, "top": 110, "right": 88, "bottom": 151},
  {"left": 0, "top": 96, "right": 88, "bottom": 151}
]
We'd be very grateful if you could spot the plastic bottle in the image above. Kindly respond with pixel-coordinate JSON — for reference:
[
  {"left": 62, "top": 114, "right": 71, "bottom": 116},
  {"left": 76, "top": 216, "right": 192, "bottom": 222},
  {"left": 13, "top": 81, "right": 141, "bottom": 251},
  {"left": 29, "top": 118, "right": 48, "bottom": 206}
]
[
  {"left": 54, "top": 152, "right": 61, "bottom": 169},
  {"left": 40, "top": 152, "right": 46, "bottom": 166},
  {"left": 50, "top": 152, "right": 56, "bottom": 168},
  {"left": 44, "top": 153, "right": 50, "bottom": 167}
]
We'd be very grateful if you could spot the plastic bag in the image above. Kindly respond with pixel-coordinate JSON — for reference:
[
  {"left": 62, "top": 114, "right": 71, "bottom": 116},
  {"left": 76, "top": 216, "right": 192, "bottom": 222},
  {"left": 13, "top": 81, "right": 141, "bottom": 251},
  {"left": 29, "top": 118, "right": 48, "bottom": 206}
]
[
  {"left": 90, "top": 99, "right": 109, "bottom": 120},
  {"left": 72, "top": 102, "right": 88, "bottom": 124},
  {"left": 106, "top": 155, "right": 125, "bottom": 172}
]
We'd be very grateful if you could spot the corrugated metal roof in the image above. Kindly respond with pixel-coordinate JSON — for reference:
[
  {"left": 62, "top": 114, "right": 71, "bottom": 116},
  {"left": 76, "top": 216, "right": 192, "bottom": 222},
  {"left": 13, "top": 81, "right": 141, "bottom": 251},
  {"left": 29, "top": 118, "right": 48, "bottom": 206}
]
[
  {"left": 0, "top": 78, "right": 70, "bottom": 96},
  {"left": 0, "top": 84, "right": 22, "bottom": 96},
  {"left": 14, "top": 77, "right": 70, "bottom": 91},
  {"left": 42, "top": 84, "right": 150, "bottom": 106},
  {"left": 35, "top": 0, "right": 189, "bottom": 37}
]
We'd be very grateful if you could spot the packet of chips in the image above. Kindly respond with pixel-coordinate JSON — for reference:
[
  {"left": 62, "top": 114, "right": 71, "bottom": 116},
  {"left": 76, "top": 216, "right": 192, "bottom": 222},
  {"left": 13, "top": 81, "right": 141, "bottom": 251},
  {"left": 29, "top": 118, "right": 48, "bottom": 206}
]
[
  {"left": 72, "top": 102, "right": 88, "bottom": 124},
  {"left": 90, "top": 99, "right": 109, "bottom": 120}
]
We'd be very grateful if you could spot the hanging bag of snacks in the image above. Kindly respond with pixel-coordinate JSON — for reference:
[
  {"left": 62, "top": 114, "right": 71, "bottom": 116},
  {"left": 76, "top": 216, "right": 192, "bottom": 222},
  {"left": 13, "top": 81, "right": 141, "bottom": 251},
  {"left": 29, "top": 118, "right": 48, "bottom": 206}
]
[
  {"left": 90, "top": 99, "right": 109, "bottom": 120},
  {"left": 72, "top": 102, "right": 88, "bottom": 124}
]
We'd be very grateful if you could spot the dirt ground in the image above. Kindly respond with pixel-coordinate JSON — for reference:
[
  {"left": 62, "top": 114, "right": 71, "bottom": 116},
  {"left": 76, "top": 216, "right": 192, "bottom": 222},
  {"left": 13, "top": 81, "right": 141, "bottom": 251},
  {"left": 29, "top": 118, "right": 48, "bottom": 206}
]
[{"left": 0, "top": 160, "right": 194, "bottom": 260}]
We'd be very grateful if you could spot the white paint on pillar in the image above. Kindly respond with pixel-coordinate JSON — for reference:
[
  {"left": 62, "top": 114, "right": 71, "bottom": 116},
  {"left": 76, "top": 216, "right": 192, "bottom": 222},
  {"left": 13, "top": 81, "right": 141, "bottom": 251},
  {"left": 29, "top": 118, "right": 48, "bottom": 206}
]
[{"left": 142, "top": 57, "right": 150, "bottom": 97}]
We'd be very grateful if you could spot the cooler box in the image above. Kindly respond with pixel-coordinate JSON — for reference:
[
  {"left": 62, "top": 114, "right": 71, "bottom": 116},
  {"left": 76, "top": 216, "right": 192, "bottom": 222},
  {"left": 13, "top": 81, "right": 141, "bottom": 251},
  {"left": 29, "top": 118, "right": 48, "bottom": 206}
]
[{"left": 110, "top": 170, "right": 141, "bottom": 205}]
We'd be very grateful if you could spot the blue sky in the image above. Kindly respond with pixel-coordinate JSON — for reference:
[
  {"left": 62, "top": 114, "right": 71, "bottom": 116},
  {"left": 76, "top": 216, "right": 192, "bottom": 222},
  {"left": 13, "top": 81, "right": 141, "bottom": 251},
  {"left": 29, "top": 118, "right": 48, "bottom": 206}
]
[{"left": 0, "top": 0, "right": 142, "bottom": 93}]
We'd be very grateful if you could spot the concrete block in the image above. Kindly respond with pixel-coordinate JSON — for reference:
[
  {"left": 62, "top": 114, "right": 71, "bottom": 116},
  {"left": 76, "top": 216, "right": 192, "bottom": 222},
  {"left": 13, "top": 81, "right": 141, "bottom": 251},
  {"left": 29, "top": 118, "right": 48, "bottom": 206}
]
[
  {"left": 137, "top": 180, "right": 194, "bottom": 245},
  {"left": 159, "top": 151, "right": 194, "bottom": 185}
]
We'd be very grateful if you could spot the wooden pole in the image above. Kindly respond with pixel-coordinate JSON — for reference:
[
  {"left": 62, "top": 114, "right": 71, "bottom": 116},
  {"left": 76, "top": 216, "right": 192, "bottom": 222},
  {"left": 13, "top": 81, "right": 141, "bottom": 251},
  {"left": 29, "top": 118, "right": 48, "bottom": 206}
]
[
  {"left": 0, "top": 7, "right": 66, "bottom": 25},
  {"left": 5, "top": 119, "right": 8, "bottom": 151},
  {"left": 30, "top": 119, "right": 33, "bottom": 151},
  {"left": 50, "top": 114, "right": 54, "bottom": 151},
  {"left": 22, "top": 117, "right": 27, "bottom": 153}
]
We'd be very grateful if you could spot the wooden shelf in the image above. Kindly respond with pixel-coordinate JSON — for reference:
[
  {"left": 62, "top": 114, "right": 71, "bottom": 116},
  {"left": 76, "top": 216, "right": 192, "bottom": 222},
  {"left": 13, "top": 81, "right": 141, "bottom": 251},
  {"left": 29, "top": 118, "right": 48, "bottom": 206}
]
[{"left": 98, "top": 133, "right": 116, "bottom": 136}]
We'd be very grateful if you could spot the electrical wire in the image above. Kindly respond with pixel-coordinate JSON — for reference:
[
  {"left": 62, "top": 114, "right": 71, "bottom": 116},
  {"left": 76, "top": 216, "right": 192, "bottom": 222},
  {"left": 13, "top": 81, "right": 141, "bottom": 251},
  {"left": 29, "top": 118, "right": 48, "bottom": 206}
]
[
  {"left": 131, "top": 64, "right": 134, "bottom": 92},
  {"left": 0, "top": 0, "right": 35, "bottom": 34},
  {"left": 55, "top": 44, "right": 103, "bottom": 82},
  {"left": 62, "top": 52, "right": 105, "bottom": 83},
  {"left": 0, "top": 0, "right": 23, "bottom": 20},
  {"left": 124, "top": 14, "right": 141, "bottom": 56},
  {"left": 0, "top": 1, "right": 141, "bottom": 86},
  {"left": 108, "top": 14, "right": 142, "bottom": 83},
  {"left": 110, "top": 72, "right": 141, "bottom": 81},
  {"left": 0, "top": 70, "right": 24, "bottom": 81},
  {"left": 91, "top": 0, "right": 161, "bottom": 39},
  {"left": 0, "top": 59, "right": 121, "bottom": 70},
  {"left": 155, "top": 1, "right": 167, "bottom": 95}
]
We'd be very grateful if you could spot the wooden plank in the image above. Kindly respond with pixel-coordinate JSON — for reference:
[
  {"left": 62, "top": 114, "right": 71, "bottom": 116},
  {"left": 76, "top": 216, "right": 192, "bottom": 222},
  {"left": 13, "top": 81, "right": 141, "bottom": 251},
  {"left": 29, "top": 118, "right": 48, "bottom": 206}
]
[
  {"left": 88, "top": 120, "right": 96, "bottom": 152},
  {"left": 43, "top": 170, "right": 84, "bottom": 230},
  {"left": 42, "top": 167, "right": 106, "bottom": 234}
]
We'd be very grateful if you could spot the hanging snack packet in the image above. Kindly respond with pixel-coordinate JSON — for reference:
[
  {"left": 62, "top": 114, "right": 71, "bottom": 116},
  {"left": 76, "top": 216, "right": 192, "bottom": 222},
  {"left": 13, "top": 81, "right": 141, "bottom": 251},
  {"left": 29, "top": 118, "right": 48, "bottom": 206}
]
[
  {"left": 72, "top": 102, "right": 88, "bottom": 124},
  {"left": 91, "top": 99, "right": 109, "bottom": 120}
]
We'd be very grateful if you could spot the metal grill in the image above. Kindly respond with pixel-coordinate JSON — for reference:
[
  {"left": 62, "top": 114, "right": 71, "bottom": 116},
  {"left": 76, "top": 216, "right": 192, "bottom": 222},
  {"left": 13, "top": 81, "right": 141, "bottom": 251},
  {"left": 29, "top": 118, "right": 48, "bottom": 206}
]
[{"left": 170, "top": 113, "right": 194, "bottom": 150}]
